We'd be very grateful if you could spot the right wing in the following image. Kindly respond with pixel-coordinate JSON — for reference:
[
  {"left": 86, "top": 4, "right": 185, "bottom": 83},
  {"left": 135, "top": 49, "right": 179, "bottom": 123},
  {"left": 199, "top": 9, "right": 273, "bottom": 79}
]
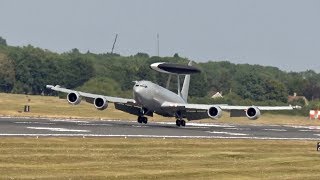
[{"left": 161, "top": 101, "right": 301, "bottom": 120}]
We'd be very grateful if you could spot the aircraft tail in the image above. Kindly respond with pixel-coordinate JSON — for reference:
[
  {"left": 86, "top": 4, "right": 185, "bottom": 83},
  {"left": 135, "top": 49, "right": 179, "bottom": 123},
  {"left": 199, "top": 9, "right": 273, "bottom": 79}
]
[{"left": 181, "top": 61, "right": 192, "bottom": 102}]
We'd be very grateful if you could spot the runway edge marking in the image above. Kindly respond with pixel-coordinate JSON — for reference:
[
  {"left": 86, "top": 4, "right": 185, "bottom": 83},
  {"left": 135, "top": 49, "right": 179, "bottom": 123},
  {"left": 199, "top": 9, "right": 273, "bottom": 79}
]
[{"left": 0, "top": 133, "right": 319, "bottom": 140}]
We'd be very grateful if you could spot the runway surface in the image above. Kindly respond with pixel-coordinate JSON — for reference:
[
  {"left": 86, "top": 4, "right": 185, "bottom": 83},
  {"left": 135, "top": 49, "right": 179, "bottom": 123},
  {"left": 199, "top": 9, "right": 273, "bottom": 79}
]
[{"left": 1, "top": 117, "right": 320, "bottom": 140}]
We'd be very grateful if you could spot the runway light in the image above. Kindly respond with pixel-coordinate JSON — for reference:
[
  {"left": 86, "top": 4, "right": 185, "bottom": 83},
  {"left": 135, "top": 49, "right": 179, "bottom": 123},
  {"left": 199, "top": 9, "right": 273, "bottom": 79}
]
[{"left": 317, "top": 142, "right": 320, "bottom": 151}]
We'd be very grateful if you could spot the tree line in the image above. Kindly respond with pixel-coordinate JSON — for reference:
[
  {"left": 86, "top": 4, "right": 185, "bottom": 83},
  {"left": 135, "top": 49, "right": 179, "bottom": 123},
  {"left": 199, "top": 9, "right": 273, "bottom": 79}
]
[{"left": 1, "top": 36, "right": 320, "bottom": 115}]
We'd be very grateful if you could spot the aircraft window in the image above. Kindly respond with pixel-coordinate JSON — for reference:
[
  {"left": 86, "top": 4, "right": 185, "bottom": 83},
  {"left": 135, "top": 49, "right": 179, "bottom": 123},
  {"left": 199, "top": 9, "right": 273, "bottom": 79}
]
[{"left": 135, "top": 84, "right": 147, "bottom": 88}]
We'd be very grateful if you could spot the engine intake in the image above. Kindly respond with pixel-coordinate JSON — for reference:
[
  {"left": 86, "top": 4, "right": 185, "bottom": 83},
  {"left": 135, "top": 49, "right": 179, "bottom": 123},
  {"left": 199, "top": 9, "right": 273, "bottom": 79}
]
[
  {"left": 67, "top": 92, "right": 81, "bottom": 105},
  {"left": 94, "top": 97, "right": 108, "bottom": 110},
  {"left": 207, "top": 106, "right": 222, "bottom": 119},
  {"left": 246, "top": 106, "right": 261, "bottom": 120}
]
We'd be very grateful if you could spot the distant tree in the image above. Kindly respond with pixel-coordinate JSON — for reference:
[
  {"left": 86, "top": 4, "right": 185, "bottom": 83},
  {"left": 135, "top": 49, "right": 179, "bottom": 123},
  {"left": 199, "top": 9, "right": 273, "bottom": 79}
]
[
  {"left": 0, "top": 37, "right": 7, "bottom": 46},
  {"left": 173, "top": 53, "right": 180, "bottom": 58},
  {"left": 61, "top": 56, "right": 95, "bottom": 88},
  {"left": 0, "top": 54, "right": 15, "bottom": 92},
  {"left": 134, "top": 52, "right": 149, "bottom": 58},
  {"left": 71, "top": 48, "right": 80, "bottom": 54},
  {"left": 78, "top": 77, "right": 121, "bottom": 96},
  {"left": 264, "top": 79, "right": 288, "bottom": 103}
]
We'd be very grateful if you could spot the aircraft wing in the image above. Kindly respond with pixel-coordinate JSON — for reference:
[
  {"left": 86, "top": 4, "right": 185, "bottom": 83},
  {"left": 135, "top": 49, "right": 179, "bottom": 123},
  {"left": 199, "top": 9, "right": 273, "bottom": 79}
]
[
  {"left": 161, "top": 102, "right": 300, "bottom": 111},
  {"left": 46, "top": 85, "right": 136, "bottom": 104},
  {"left": 161, "top": 101, "right": 301, "bottom": 120}
]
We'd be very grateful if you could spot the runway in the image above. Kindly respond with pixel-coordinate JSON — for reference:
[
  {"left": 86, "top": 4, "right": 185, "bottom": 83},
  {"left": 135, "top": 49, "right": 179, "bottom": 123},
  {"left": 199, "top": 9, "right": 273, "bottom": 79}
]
[{"left": 1, "top": 117, "right": 320, "bottom": 140}]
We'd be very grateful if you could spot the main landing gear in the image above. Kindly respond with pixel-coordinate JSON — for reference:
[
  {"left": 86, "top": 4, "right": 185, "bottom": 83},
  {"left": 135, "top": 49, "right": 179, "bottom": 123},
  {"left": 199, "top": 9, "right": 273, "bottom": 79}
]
[
  {"left": 175, "top": 119, "right": 186, "bottom": 127},
  {"left": 137, "top": 116, "right": 148, "bottom": 124}
]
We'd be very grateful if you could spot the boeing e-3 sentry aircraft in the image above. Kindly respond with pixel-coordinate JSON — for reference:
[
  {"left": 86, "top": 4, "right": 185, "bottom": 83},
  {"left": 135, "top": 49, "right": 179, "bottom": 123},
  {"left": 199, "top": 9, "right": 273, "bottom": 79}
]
[{"left": 46, "top": 61, "right": 300, "bottom": 127}]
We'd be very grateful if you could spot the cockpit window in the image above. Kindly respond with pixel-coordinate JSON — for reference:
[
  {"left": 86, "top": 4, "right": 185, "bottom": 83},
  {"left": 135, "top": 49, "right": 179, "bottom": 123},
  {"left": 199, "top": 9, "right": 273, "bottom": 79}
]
[{"left": 135, "top": 84, "right": 147, "bottom": 88}]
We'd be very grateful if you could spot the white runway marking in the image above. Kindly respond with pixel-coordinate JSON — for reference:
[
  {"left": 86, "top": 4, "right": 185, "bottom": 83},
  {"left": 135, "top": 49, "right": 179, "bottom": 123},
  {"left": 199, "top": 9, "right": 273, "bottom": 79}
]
[
  {"left": 263, "top": 129, "right": 287, "bottom": 132},
  {"left": 132, "top": 125, "right": 148, "bottom": 128},
  {"left": 224, "top": 127, "right": 251, "bottom": 131},
  {"left": 78, "top": 123, "right": 112, "bottom": 126},
  {"left": 50, "top": 119, "right": 89, "bottom": 123},
  {"left": 157, "top": 122, "right": 234, "bottom": 128},
  {"left": 183, "top": 127, "right": 208, "bottom": 129},
  {"left": 27, "top": 127, "right": 90, "bottom": 132},
  {"left": 0, "top": 133, "right": 319, "bottom": 140},
  {"left": 287, "top": 125, "right": 320, "bottom": 130},
  {"left": 15, "top": 121, "right": 55, "bottom": 125},
  {"left": 299, "top": 129, "right": 314, "bottom": 132},
  {"left": 206, "top": 131, "right": 248, "bottom": 136}
]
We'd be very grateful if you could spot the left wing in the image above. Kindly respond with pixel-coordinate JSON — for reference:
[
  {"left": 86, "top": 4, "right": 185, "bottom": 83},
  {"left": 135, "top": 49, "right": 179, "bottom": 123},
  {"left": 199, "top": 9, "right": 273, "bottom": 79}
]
[
  {"left": 46, "top": 85, "right": 144, "bottom": 116},
  {"left": 46, "top": 85, "right": 135, "bottom": 104},
  {"left": 161, "top": 101, "right": 301, "bottom": 120}
]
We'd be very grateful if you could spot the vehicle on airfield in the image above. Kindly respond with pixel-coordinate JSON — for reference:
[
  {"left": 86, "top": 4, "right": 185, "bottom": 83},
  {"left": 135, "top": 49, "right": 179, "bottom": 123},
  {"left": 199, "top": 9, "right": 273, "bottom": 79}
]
[{"left": 46, "top": 61, "right": 300, "bottom": 127}]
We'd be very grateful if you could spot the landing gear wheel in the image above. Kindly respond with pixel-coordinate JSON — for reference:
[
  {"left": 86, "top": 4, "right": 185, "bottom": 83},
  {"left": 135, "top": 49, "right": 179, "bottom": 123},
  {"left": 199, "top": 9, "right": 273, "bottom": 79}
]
[
  {"left": 176, "top": 119, "right": 181, "bottom": 127},
  {"left": 137, "top": 116, "right": 143, "bottom": 123},
  {"left": 142, "top": 117, "right": 148, "bottom": 124},
  {"left": 181, "top": 120, "right": 186, "bottom": 127},
  {"left": 138, "top": 116, "right": 148, "bottom": 124}
]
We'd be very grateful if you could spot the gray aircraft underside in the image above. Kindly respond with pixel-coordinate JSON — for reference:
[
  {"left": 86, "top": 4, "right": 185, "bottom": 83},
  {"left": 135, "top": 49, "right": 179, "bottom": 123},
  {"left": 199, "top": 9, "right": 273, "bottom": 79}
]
[{"left": 46, "top": 62, "right": 300, "bottom": 127}]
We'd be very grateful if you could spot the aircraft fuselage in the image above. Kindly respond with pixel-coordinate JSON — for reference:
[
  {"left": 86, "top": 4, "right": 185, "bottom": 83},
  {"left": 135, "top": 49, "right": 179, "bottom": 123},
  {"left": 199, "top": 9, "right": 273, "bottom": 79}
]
[{"left": 133, "top": 80, "right": 185, "bottom": 117}]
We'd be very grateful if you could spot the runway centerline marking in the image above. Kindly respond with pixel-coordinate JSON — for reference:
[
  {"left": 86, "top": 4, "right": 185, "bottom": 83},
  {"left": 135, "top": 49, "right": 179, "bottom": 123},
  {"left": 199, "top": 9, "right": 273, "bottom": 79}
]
[
  {"left": 14, "top": 121, "right": 55, "bottom": 125},
  {"left": 27, "top": 127, "right": 90, "bottom": 132},
  {"left": 299, "top": 129, "right": 314, "bottom": 132},
  {"left": 50, "top": 119, "right": 89, "bottom": 123},
  {"left": 132, "top": 125, "right": 148, "bottom": 128},
  {"left": 78, "top": 123, "right": 112, "bottom": 126},
  {"left": 206, "top": 131, "right": 248, "bottom": 136},
  {"left": 224, "top": 127, "right": 251, "bottom": 131},
  {"left": 263, "top": 129, "right": 287, "bottom": 132},
  {"left": 157, "top": 122, "right": 235, "bottom": 128}
]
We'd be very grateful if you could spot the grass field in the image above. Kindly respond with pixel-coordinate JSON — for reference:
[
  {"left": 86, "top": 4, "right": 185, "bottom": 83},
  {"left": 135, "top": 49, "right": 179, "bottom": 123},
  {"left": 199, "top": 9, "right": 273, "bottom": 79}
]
[
  {"left": 0, "top": 138, "right": 320, "bottom": 179},
  {"left": 0, "top": 93, "right": 318, "bottom": 126},
  {"left": 1, "top": 93, "right": 320, "bottom": 179}
]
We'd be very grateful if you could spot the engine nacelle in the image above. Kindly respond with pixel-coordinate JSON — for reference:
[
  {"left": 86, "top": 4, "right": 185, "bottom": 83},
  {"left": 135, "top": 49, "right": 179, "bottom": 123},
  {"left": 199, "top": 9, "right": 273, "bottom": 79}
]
[
  {"left": 246, "top": 106, "right": 261, "bottom": 120},
  {"left": 94, "top": 97, "right": 108, "bottom": 110},
  {"left": 207, "top": 106, "right": 222, "bottom": 119},
  {"left": 67, "top": 92, "right": 81, "bottom": 105}
]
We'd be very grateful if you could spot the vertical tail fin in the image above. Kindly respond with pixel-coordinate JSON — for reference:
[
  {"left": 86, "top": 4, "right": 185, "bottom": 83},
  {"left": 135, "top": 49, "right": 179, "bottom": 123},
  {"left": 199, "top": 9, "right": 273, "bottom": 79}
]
[{"left": 181, "top": 61, "right": 192, "bottom": 102}]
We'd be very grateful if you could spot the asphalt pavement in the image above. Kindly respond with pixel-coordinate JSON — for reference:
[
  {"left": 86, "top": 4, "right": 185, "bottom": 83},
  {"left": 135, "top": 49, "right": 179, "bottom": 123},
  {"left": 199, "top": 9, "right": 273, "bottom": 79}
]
[{"left": 0, "top": 117, "right": 320, "bottom": 140}]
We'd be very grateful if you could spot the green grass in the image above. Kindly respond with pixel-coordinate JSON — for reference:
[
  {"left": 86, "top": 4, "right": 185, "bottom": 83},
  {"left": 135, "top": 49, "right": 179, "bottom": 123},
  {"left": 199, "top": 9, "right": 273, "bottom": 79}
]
[
  {"left": 1, "top": 94, "right": 320, "bottom": 179},
  {"left": 0, "top": 93, "right": 318, "bottom": 126},
  {"left": 0, "top": 138, "right": 320, "bottom": 179}
]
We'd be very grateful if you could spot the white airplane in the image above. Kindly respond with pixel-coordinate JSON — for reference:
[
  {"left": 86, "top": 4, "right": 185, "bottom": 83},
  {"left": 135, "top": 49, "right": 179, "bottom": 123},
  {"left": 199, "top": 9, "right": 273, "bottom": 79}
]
[{"left": 46, "top": 61, "right": 300, "bottom": 127}]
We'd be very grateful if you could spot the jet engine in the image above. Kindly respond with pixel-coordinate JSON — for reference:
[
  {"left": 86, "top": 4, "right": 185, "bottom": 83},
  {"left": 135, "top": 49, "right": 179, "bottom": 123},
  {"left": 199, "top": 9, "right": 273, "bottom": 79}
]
[
  {"left": 207, "top": 106, "right": 222, "bottom": 119},
  {"left": 246, "top": 106, "right": 261, "bottom": 120},
  {"left": 94, "top": 97, "right": 108, "bottom": 110},
  {"left": 67, "top": 92, "right": 81, "bottom": 105}
]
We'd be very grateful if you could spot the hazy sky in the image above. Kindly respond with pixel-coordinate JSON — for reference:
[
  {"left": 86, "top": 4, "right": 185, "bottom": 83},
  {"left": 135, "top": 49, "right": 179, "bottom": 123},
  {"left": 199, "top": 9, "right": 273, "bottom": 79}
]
[{"left": 1, "top": 0, "right": 319, "bottom": 72}]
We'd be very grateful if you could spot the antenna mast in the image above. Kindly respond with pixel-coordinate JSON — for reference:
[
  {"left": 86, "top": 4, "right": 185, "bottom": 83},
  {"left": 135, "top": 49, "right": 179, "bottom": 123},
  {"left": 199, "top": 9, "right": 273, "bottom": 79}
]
[
  {"left": 157, "top": 33, "right": 159, "bottom": 56},
  {"left": 111, "top": 34, "right": 118, "bottom": 54}
]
